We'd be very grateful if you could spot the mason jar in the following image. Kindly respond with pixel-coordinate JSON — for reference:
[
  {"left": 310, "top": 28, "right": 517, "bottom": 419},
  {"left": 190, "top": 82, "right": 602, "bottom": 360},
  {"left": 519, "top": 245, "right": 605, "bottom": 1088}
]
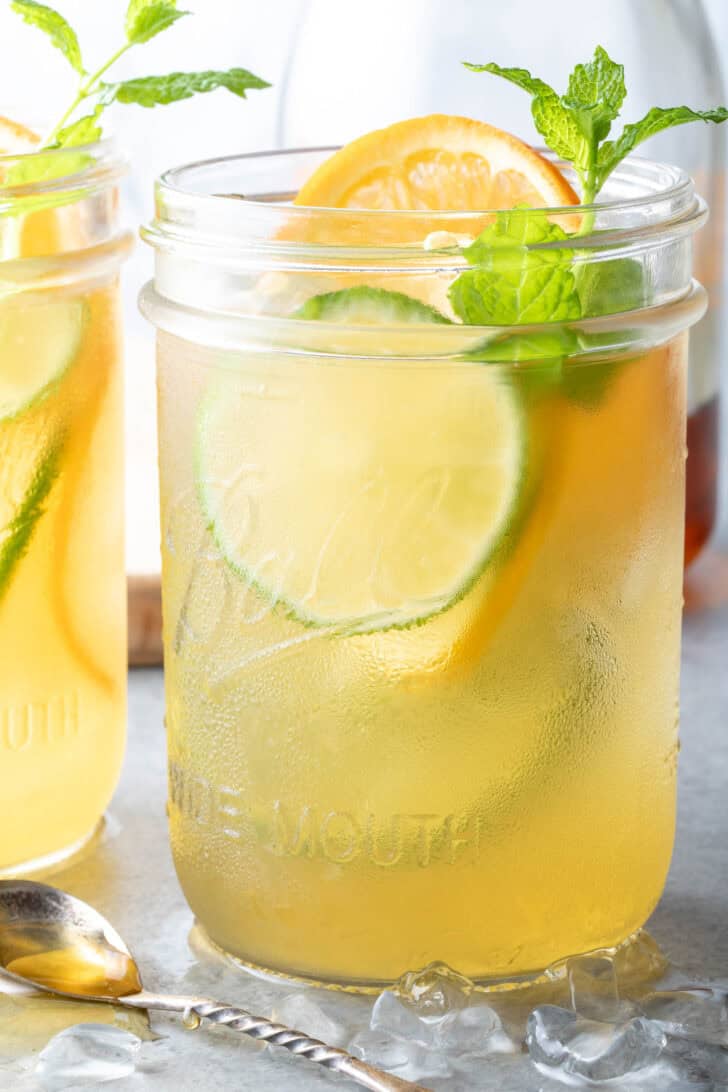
[
  {"left": 0, "top": 141, "right": 132, "bottom": 873},
  {"left": 141, "top": 150, "right": 706, "bottom": 988}
]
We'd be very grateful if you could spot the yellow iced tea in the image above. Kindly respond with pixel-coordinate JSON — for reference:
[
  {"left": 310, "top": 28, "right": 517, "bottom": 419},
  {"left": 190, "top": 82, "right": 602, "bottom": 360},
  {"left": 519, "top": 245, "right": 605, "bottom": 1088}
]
[
  {"left": 0, "top": 283, "right": 126, "bottom": 871},
  {"left": 158, "top": 331, "right": 686, "bottom": 986}
]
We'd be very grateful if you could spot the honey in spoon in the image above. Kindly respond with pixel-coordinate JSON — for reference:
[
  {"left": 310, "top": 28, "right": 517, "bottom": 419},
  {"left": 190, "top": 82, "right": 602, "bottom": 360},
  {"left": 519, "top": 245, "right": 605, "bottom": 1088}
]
[{"left": 0, "top": 926, "right": 141, "bottom": 998}]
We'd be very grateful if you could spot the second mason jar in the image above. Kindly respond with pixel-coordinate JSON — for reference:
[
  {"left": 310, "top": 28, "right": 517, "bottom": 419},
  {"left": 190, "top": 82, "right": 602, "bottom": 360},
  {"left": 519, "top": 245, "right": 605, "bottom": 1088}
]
[
  {"left": 0, "top": 141, "right": 131, "bottom": 873},
  {"left": 142, "top": 150, "right": 706, "bottom": 988}
]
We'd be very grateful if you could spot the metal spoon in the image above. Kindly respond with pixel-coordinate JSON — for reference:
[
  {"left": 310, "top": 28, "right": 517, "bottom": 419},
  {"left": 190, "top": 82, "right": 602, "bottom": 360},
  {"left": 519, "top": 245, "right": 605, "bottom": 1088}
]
[{"left": 0, "top": 880, "right": 429, "bottom": 1092}]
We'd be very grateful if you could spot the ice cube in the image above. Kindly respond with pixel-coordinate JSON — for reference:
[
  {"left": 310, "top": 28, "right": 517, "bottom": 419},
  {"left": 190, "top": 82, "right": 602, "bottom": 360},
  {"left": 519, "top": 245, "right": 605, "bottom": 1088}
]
[
  {"left": 640, "top": 987, "right": 728, "bottom": 1045},
  {"left": 34, "top": 1024, "right": 141, "bottom": 1090},
  {"left": 435, "top": 1003, "right": 516, "bottom": 1055},
  {"left": 567, "top": 952, "right": 636, "bottom": 1023},
  {"left": 395, "top": 962, "right": 473, "bottom": 1018},
  {"left": 349, "top": 1028, "right": 451, "bottom": 1081},
  {"left": 275, "top": 990, "right": 351, "bottom": 1047},
  {"left": 370, "top": 990, "right": 435, "bottom": 1044},
  {"left": 526, "top": 1004, "right": 665, "bottom": 1082},
  {"left": 350, "top": 1028, "right": 417, "bottom": 1070},
  {"left": 612, "top": 930, "right": 669, "bottom": 987}
]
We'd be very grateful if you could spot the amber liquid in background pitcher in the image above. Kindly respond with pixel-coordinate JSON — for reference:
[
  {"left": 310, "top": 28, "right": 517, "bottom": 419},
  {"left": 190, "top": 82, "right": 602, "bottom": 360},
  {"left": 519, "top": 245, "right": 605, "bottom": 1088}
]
[{"left": 685, "top": 396, "right": 720, "bottom": 566}]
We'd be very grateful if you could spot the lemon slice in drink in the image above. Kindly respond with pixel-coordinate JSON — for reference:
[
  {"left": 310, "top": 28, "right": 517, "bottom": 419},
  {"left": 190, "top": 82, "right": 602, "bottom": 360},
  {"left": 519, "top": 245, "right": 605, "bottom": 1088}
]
[
  {"left": 0, "top": 296, "right": 86, "bottom": 420},
  {"left": 0, "top": 294, "right": 86, "bottom": 601},
  {"left": 0, "top": 115, "right": 40, "bottom": 155},
  {"left": 295, "top": 114, "right": 578, "bottom": 217},
  {"left": 197, "top": 335, "right": 525, "bottom": 632}
]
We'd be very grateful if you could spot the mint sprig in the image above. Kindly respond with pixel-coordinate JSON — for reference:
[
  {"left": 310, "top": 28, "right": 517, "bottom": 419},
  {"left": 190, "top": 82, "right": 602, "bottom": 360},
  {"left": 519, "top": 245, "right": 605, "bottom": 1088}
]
[
  {"left": 7, "top": 0, "right": 269, "bottom": 183},
  {"left": 466, "top": 45, "right": 728, "bottom": 203},
  {"left": 449, "top": 212, "right": 581, "bottom": 326}
]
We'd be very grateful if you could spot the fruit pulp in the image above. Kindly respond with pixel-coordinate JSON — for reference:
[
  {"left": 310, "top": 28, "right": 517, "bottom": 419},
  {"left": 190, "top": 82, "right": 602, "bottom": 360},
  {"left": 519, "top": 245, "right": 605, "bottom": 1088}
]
[
  {"left": 0, "top": 282, "right": 126, "bottom": 872},
  {"left": 158, "top": 329, "right": 687, "bottom": 986}
]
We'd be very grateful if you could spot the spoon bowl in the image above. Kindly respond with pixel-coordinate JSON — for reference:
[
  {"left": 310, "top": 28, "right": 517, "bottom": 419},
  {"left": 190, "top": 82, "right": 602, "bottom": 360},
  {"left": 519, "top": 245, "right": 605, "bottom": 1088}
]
[
  {"left": 0, "top": 879, "right": 142, "bottom": 1000},
  {"left": 0, "top": 879, "right": 427, "bottom": 1092}
]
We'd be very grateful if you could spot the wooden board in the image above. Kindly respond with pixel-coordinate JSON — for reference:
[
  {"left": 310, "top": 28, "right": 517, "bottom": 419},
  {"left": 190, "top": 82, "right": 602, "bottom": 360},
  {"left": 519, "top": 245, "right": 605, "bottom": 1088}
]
[{"left": 128, "top": 574, "right": 163, "bottom": 666}]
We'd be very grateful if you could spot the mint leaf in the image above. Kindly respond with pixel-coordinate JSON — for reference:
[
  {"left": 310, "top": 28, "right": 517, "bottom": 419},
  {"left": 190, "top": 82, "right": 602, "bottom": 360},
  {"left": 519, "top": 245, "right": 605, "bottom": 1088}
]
[
  {"left": 115, "top": 68, "right": 270, "bottom": 106},
  {"left": 4, "top": 150, "right": 88, "bottom": 188},
  {"left": 4, "top": 108, "right": 101, "bottom": 188},
  {"left": 562, "top": 45, "right": 625, "bottom": 144},
  {"left": 125, "top": 0, "right": 188, "bottom": 45},
  {"left": 576, "top": 257, "right": 645, "bottom": 318},
  {"left": 463, "top": 61, "right": 554, "bottom": 99},
  {"left": 598, "top": 105, "right": 728, "bottom": 187},
  {"left": 450, "top": 212, "right": 581, "bottom": 325},
  {"left": 466, "top": 328, "right": 579, "bottom": 364},
  {"left": 531, "top": 92, "right": 589, "bottom": 169},
  {"left": 11, "top": 0, "right": 83, "bottom": 74},
  {"left": 55, "top": 106, "right": 104, "bottom": 148}
]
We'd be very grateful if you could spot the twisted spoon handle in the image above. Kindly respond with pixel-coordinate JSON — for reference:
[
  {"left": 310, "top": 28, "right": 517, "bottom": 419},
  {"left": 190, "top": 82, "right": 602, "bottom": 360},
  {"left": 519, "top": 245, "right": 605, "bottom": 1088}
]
[{"left": 190, "top": 1000, "right": 430, "bottom": 1092}]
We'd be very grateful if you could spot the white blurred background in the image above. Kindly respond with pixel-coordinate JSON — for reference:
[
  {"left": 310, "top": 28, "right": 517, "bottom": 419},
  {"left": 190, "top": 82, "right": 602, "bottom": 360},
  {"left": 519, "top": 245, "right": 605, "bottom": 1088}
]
[{"left": 0, "top": 0, "right": 726, "bottom": 573}]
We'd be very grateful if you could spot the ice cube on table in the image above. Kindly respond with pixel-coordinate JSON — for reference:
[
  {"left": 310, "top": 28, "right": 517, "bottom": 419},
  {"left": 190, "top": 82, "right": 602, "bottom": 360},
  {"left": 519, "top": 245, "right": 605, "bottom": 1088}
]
[
  {"left": 639, "top": 987, "right": 728, "bottom": 1045},
  {"left": 611, "top": 930, "right": 669, "bottom": 987},
  {"left": 567, "top": 952, "right": 636, "bottom": 1023},
  {"left": 395, "top": 961, "right": 474, "bottom": 1018},
  {"left": 370, "top": 990, "right": 437, "bottom": 1045},
  {"left": 350, "top": 1028, "right": 418, "bottom": 1071},
  {"left": 435, "top": 1003, "right": 517, "bottom": 1055},
  {"left": 526, "top": 1004, "right": 665, "bottom": 1082},
  {"left": 349, "top": 1028, "right": 452, "bottom": 1082},
  {"left": 274, "top": 989, "right": 352, "bottom": 1047},
  {"left": 34, "top": 1024, "right": 141, "bottom": 1090}
]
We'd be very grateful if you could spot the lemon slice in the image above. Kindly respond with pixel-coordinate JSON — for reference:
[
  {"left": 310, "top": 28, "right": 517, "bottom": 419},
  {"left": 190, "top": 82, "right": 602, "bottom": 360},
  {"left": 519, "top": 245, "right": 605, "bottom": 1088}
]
[
  {"left": 0, "top": 115, "right": 40, "bottom": 156},
  {"left": 0, "top": 116, "right": 39, "bottom": 260},
  {"left": 197, "top": 345, "right": 524, "bottom": 632},
  {"left": 0, "top": 115, "right": 84, "bottom": 259},
  {"left": 296, "top": 114, "right": 578, "bottom": 213},
  {"left": 0, "top": 295, "right": 85, "bottom": 601},
  {"left": 0, "top": 297, "right": 86, "bottom": 420}
]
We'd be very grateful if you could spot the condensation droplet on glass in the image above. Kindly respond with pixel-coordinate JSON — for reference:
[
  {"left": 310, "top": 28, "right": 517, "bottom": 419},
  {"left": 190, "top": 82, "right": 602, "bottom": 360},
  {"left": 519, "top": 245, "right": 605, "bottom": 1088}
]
[{"left": 422, "top": 230, "right": 472, "bottom": 251}]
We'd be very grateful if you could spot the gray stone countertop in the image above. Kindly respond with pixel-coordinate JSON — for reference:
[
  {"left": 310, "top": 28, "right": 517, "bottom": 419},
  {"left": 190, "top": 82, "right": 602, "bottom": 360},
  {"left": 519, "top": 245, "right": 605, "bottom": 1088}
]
[{"left": 4, "top": 551, "right": 728, "bottom": 1091}]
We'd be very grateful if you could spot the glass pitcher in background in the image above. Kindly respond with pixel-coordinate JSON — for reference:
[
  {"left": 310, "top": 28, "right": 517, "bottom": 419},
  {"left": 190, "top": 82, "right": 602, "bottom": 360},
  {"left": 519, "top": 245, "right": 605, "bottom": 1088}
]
[{"left": 280, "top": 0, "right": 726, "bottom": 566}]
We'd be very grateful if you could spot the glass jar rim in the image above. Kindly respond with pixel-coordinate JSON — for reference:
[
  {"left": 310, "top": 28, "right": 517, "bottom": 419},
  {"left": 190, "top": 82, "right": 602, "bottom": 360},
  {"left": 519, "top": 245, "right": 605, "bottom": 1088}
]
[
  {"left": 144, "top": 146, "right": 706, "bottom": 267},
  {"left": 0, "top": 138, "right": 127, "bottom": 203}
]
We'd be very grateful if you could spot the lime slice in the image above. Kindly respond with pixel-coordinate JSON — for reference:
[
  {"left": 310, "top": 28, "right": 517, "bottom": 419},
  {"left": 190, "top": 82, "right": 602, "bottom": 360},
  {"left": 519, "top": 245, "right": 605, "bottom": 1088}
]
[
  {"left": 0, "top": 297, "right": 85, "bottom": 421},
  {"left": 197, "top": 348, "right": 525, "bottom": 633},
  {"left": 294, "top": 286, "right": 452, "bottom": 325}
]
